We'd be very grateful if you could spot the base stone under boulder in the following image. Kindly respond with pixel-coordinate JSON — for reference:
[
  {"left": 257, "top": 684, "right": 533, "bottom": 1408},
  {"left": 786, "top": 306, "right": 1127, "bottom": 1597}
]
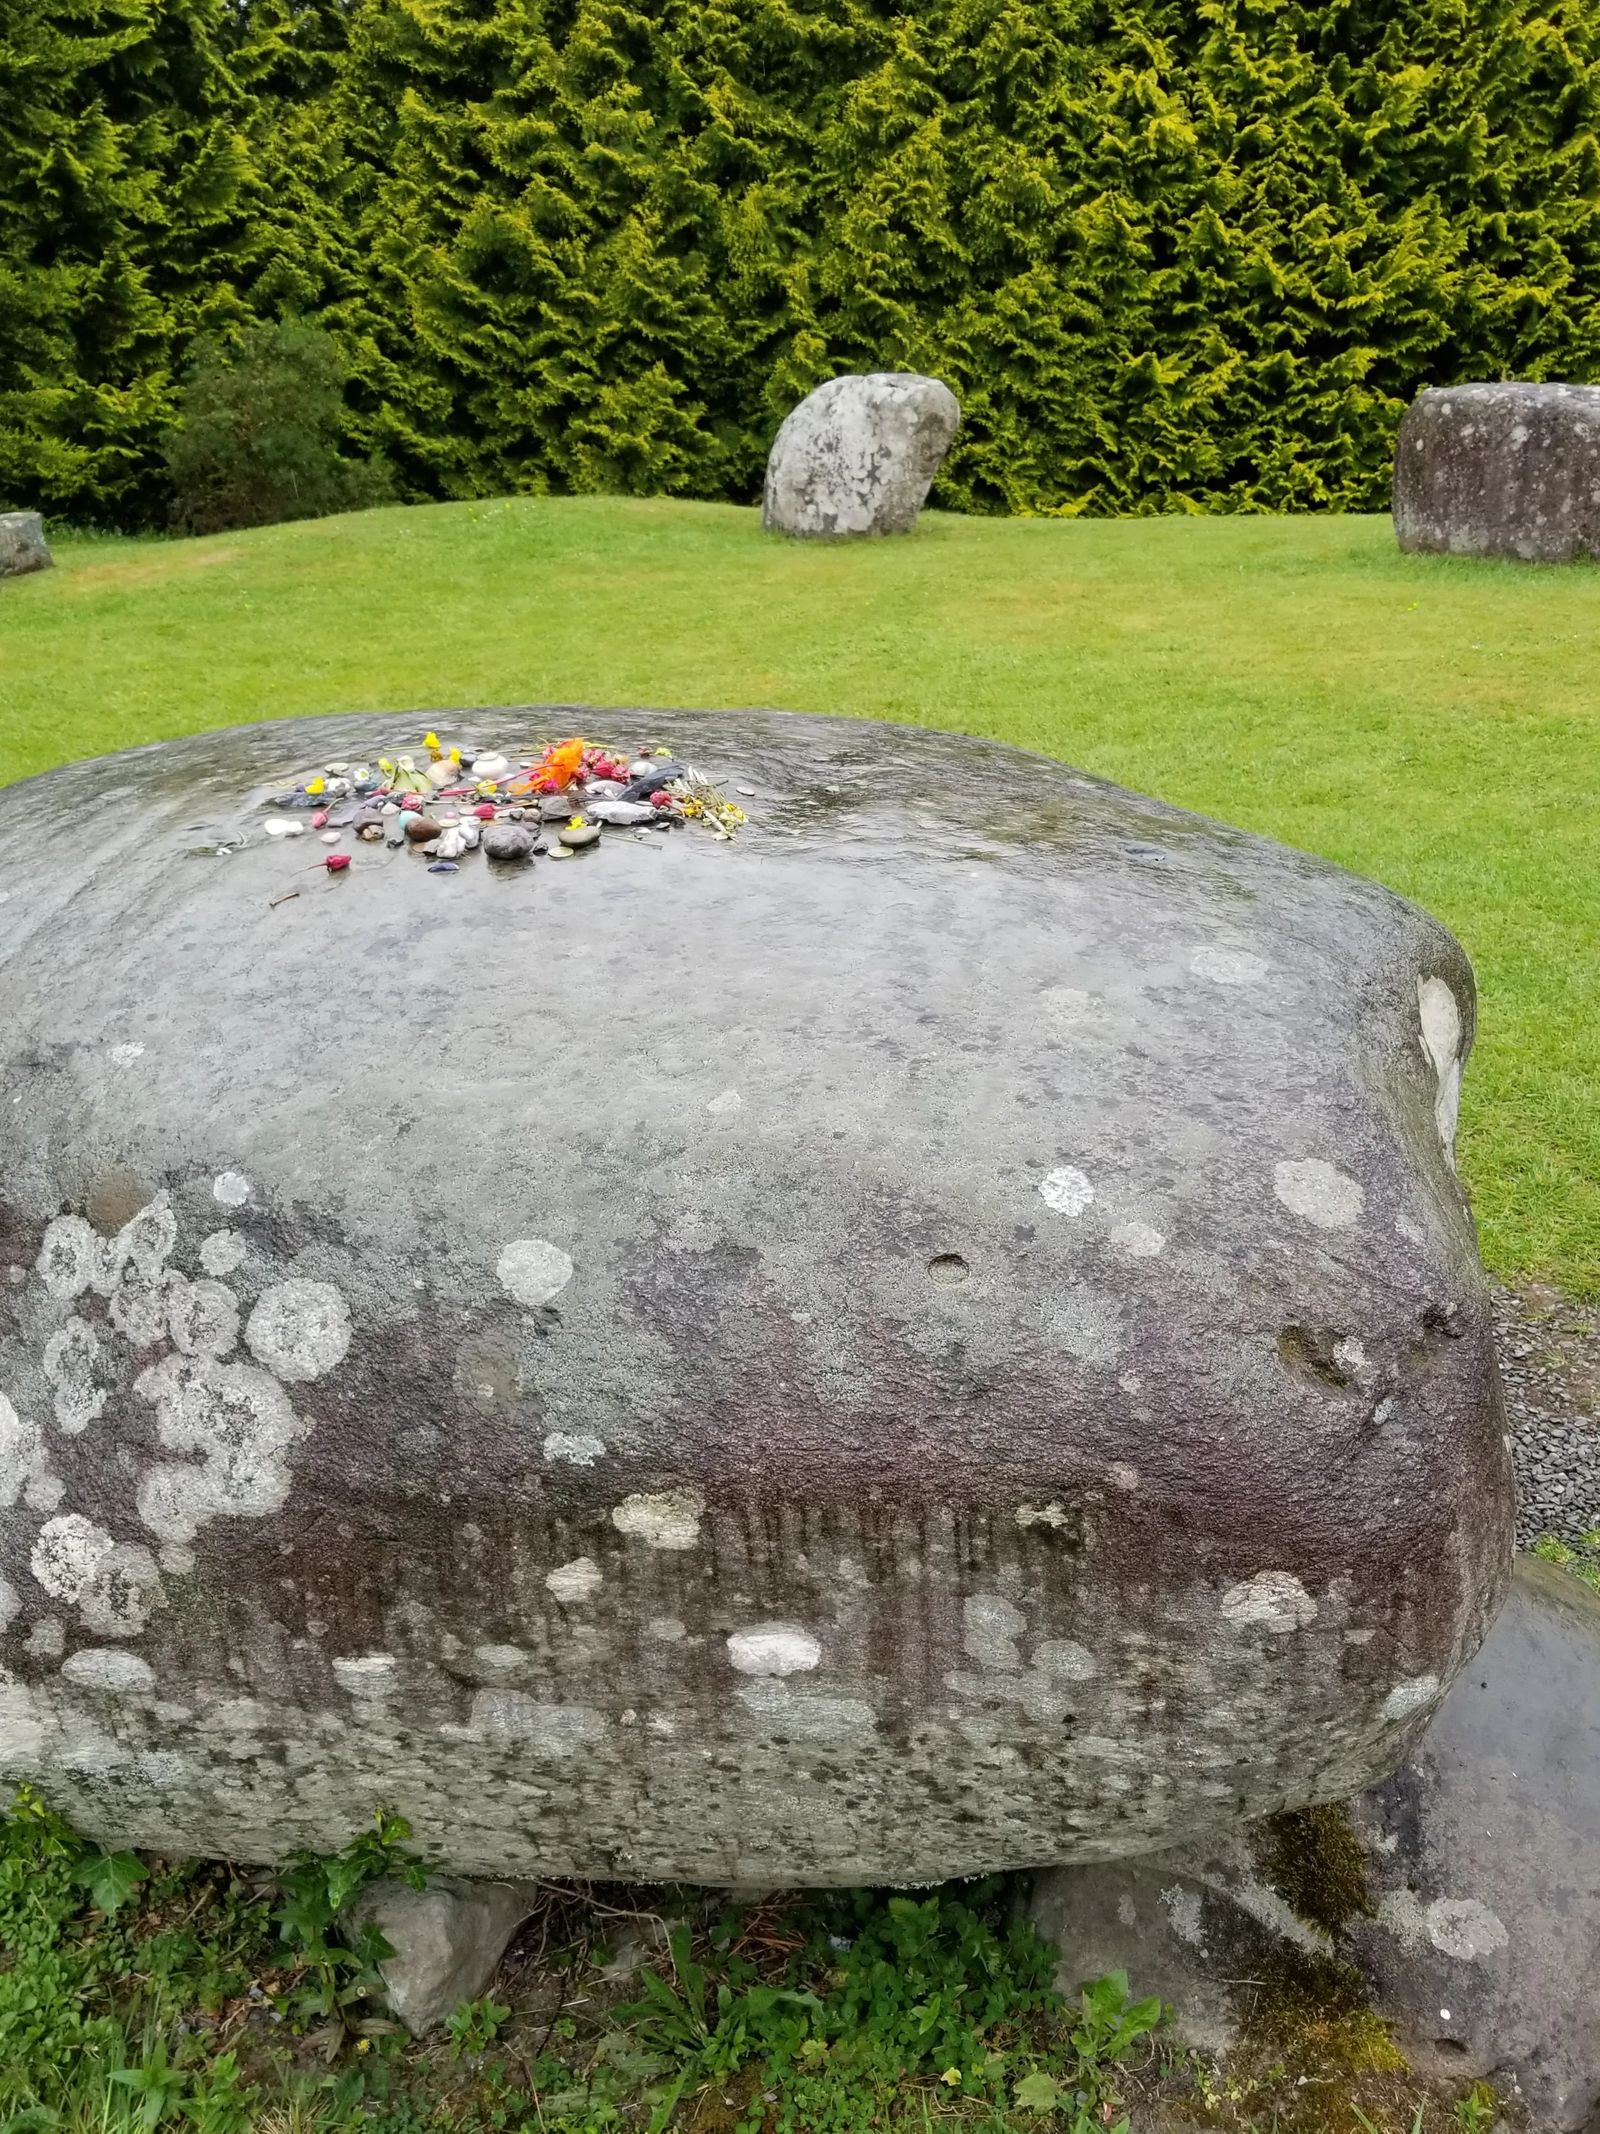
[
  {"left": 0, "top": 511, "right": 52, "bottom": 579},
  {"left": 0, "top": 709, "right": 1510, "bottom": 1886},
  {"left": 1392, "top": 383, "right": 1600, "bottom": 562},
  {"left": 1025, "top": 1559, "right": 1600, "bottom": 2133},
  {"left": 352, "top": 1877, "right": 542, "bottom": 2033}
]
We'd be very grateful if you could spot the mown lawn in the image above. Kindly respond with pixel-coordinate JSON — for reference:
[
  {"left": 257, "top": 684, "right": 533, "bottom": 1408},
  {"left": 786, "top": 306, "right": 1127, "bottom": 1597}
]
[{"left": 5, "top": 497, "right": 1597, "bottom": 1291}]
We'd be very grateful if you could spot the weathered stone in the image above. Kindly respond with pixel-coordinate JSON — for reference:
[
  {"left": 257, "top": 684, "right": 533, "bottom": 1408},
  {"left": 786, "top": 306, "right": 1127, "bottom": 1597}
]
[
  {"left": 762, "top": 374, "right": 960, "bottom": 538},
  {"left": 1025, "top": 1559, "right": 1600, "bottom": 2131},
  {"left": 1392, "top": 383, "right": 1600, "bottom": 562},
  {"left": 0, "top": 512, "right": 52, "bottom": 580},
  {"left": 352, "top": 1875, "right": 540, "bottom": 2032},
  {"left": 481, "top": 823, "right": 534, "bottom": 861},
  {"left": 0, "top": 710, "right": 1509, "bottom": 1886},
  {"left": 557, "top": 822, "right": 599, "bottom": 849},
  {"left": 404, "top": 816, "right": 443, "bottom": 844}
]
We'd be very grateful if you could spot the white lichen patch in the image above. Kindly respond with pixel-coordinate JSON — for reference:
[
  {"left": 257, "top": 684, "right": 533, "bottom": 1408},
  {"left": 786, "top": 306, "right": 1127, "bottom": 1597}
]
[
  {"left": 76, "top": 1542, "right": 165, "bottom": 1637},
  {"left": 498, "top": 1238, "right": 574, "bottom": 1308},
  {"left": 198, "top": 1229, "right": 247, "bottom": 1278},
  {"left": 733, "top": 1678, "right": 877, "bottom": 1742},
  {"left": 110, "top": 1043, "right": 145, "bottom": 1065},
  {"left": 30, "top": 1514, "right": 115, "bottom": 1602},
  {"left": 726, "top": 1623, "right": 822, "bottom": 1676},
  {"left": 212, "top": 1173, "right": 251, "bottom": 1208},
  {"left": 36, "top": 1215, "right": 102, "bottom": 1301},
  {"left": 1220, "top": 1570, "right": 1318, "bottom": 1634},
  {"left": 1190, "top": 945, "right": 1268, "bottom": 986},
  {"left": 467, "top": 1690, "right": 609, "bottom": 1756},
  {"left": 1039, "top": 1166, "right": 1095, "bottom": 1217},
  {"left": 1333, "top": 1337, "right": 1367, "bottom": 1380},
  {"left": 1380, "top": 1674, "right": 1441, "bottom": 1724},
  {"left": 105, "top": 1196, "right": 179, "bottom": 1294},
  {"left": 135, "top": 1357, "right": 307, "bottom": 1544},
  {"left": 545, "top": 1557, "right": 604, "bottom": 1604},
  {"left": 168, "top": 1278, "right": 240, "bottom": 1359},
  {"left": 1016, "top": 1501, "right": 1073, "bottom": 1530},
  {"left": 1379, "top": 1889, "right": 1509, "bottom": 1962},
  {"left": 611, "top": 1489, "right": 705, "bottom": 1550},
  {"left": 1110, "top": 1221, "right": 1165, "bottom": 1259},
  {"left": 1033, "top": 1639, "right": 1099, "bottom": 1680},
  {"left": 245, "top": 1280, "right": 350, "bottom": 1382},
  {"left": 1417, "top": 976, "right": 1464, "bottom": 1165},
  {"left": 706, "top": 1089, "right": 743, "bottom": 1116},
  {"left": 1273, "top": 1158, "right": 1364, "bottom": 1230},
  {"left": 1162, "top": 1885, "right": 1207, "bottom": 1948},
  {"left": 543, "top": 1432, "right": 606, "bottom": 1466},
  {"left": 0, "top": 1394, "right": 48, "bottom": 1509},
  {"left": 963, "top": 1593, "right": 1025, "bottom": 1670},
  {"left": 1108, "top": 1462, "right": 1141, "bottom": 1492},
  {"left": 60, "top": 1648, "right": 155, "bottom": 1694},
  {"left": 333, "top": 1655, "right": 397, "bottom": 1698},
  {"left": 43, "top": 1318, "right": 109, "bottom": 1435}
]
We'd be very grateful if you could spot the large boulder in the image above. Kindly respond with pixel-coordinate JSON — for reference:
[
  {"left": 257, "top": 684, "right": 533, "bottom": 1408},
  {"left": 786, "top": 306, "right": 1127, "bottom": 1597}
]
[
  {"left": 0, "top": 710, "right": 1511, "bottom": 1885},
  {"left": 1024, "top": 1558, "right": 1600, "bottom": 2132},
  {"left": 762, "top": 373, "right": 959, "bottom": 537},
  {"left": 1392, "top": 383, "right": 1600, "bottom": 562},
  {"left": 0, "top": 511, "right": 52, "bottom": 579}
]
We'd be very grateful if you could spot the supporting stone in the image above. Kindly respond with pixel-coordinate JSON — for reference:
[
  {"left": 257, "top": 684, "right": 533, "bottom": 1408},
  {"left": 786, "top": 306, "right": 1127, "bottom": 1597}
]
[
  {"left": 351, "top": 1876, "right": 543, "bottom": 2033},
  {"left": 0, "top": 511, "right": 52, "bottom": 579}
]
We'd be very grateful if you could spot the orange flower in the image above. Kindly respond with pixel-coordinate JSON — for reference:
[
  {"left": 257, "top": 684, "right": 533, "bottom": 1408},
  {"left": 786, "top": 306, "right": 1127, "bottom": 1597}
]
[{"left": 531, "top": 737, "right": 586, "bottom": 793}]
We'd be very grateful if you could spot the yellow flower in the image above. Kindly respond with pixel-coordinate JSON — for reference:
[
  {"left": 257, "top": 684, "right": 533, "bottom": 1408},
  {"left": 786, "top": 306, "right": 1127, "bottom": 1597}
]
[
  {"left": 305, "top": 776, "right": 325, "bottom": 796},
  {"left": 424, "top": 730, "right": 441, "bottom": 757}
]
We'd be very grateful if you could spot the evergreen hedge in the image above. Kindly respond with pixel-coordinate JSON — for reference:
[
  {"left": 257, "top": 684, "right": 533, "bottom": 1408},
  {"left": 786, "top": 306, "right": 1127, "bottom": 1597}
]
[{"left": 4, "top": 0, "right": 1600, "bottom": 528}]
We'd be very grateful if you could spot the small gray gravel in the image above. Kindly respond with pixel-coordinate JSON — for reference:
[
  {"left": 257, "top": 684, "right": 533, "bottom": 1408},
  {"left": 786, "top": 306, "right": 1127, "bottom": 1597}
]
[{"left": 1495, "top": 1282, "right": 1600, "bottom": 1547}]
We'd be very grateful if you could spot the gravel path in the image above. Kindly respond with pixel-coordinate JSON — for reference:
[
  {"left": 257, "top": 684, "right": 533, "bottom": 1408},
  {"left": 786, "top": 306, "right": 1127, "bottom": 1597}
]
[{"left": 1496, "top": 1282, "right": 1600, "bottom": 1547}]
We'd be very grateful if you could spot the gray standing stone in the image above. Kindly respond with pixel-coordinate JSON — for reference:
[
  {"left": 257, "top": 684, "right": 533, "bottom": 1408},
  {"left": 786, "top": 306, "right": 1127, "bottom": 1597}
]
[
  {"left": 0, "top": 709, "right": 1510, "bottom": 1887},
  {"left": 1392, "top": 383, "right": 1600, "bottom": 562},
  {"left": 351, "top": 1876, "right": 541, "bottom": 2032},
  {"left": 1025, "top": 1559, "right": 1600, "bottom": 2132},
  {"left": 762, "top": 374, "right": 960, "bottom": 538},
  {"left": 0, "top": 512, "right": 52, "bottom": 579}
]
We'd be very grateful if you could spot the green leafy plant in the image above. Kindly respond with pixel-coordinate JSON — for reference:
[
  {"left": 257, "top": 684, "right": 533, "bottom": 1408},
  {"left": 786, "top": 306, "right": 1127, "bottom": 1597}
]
[
  {"left": 444, "top": 1997, "right": 511, "bottom": 2057},
  {"left": 271, "top": 1809, "right": 425, "bottom": 2029},
  {"left": 164, "top": 320, "right": 392, "bottom": 535}
]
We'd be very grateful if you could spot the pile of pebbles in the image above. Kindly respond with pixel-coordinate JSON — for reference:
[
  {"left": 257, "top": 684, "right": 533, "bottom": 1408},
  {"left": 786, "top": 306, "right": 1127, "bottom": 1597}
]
[
  {"left": 255, "top": 731, "right": 748, "bottom": 876},
  {"left": 1494, "top": 1283, "right": 1600, "bottom": 1547}
]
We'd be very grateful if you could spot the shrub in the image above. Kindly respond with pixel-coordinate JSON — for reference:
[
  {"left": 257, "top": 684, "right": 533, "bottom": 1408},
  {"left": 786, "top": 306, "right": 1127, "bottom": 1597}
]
[{"left": 163, "top": 319, "right": 392, "bottom": 534}]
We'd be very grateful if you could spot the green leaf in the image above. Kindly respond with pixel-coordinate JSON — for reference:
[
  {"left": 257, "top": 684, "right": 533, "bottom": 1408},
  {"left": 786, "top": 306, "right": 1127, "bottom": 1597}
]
[
  {"left": 76, "top": 1849, "right": 147, "bottom": 1915},
  {"left": 1014, "top": 2069, "right": 1067, "bottom": 2111}
]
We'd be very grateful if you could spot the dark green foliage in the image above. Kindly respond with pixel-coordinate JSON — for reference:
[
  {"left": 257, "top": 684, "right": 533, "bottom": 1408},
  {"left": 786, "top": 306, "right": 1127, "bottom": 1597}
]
[
  {"left": 164, "top": 320, "right": 395, "bottom": 532},
  {"left": 4, "top": 0, "right": 1600, "bottom": 525}
]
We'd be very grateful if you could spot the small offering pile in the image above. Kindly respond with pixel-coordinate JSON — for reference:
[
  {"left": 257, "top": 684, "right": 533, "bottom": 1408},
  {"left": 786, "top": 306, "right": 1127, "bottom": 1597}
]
[{"left": 257, "top": 731, "right": 749, "bottom": 878}]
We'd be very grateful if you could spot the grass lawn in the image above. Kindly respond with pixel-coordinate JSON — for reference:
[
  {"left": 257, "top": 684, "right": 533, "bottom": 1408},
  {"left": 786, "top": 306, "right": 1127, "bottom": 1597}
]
[{"left": 5, "top": 496, "right": 1597, "bottom": 1293}]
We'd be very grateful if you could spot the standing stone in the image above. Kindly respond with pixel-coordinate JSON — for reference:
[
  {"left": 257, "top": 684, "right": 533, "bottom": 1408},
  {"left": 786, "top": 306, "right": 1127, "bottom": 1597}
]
[
  {"left": 1392, "top": 383, "right": 1600, "bottom": 562},
  {"left": 762, "top": 374, "right": 960, "bottom": 538},
  {"left": 352, "top": 1876, "right": 541, "bottom": 2032},
  {"left": 0, "top": 512, "right": 52, "bottom": 579},
  {"left": 1025, "top": 1558, "right": 1600, "bottom": 2131},
  {"left": 0, "top": 709, "right": 1510, "bottom": 1887}
]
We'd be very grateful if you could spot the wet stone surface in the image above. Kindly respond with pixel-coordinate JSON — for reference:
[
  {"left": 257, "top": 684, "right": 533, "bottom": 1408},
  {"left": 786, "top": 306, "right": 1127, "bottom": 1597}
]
[{"left": 0, "top": 709, "right": 1511, "bottom": 1885}]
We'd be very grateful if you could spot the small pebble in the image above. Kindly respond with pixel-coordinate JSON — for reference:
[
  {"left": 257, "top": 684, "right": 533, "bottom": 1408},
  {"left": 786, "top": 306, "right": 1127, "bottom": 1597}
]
[
  {"left": 384, "top": 814, "right": 407, "bottom": 846},
  {"left": 320, "top": 830, "right": 341, "bottom": 845},
  {"left": 458, "top": 820, "right": 481, "bottom": 850},
  {"left": 359, "top": 824, "right": 384, "bottom": 843},
  {"left": 405, "top": 817, "right": 444, "bottom": 844},
  {"left": 559, "top": 822, "right": 601, "bottom": 850},
  {"left": 546, "top": 842, "right": 573, "bottom": 861},
  {"left": 263, "top": 820, "right": 304, "bottom": 840},
  {"left": 436, "top": 826, "right": 466, "bottom": 860},
  {"left": 428, "top": 861, "right": 459, "bottom": 874},
  {"left": 592, "top": 800, "right": 655, "bottom": 826}
]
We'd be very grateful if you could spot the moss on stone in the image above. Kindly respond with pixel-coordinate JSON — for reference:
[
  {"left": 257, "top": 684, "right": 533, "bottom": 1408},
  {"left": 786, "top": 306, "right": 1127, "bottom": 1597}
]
[{"left": 1254, "top": 1801, "right": 1377, "bottom": 1934}]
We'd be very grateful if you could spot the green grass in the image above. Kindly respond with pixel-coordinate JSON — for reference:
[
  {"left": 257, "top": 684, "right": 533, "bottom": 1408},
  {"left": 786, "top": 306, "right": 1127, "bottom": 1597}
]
[{"left": 5, "top": 496, "right": 1597, "bottom": 1290}]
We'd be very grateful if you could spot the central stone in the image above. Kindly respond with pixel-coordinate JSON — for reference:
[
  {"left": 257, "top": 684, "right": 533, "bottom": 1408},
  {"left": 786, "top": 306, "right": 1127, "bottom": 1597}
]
[{"left": 0, "top": 710, "right": 1511, "bottom": 1883}]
